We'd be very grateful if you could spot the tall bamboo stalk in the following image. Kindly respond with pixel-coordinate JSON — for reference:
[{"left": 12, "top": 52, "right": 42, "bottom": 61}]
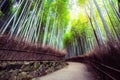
[
  {"left": 93, "top": 0, "right": 112, "bottom": 41},
  {"left": 118, "top": 0, "right": 120, "bottom": 12}
]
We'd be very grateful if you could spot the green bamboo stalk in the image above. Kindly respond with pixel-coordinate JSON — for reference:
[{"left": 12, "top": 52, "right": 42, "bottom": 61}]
[
  {"left": 85, "top": 6, "right": 100, "bottom": 47},
  {"left": 108, "top": 0, "right": 120, "bottom": 21},
  {"left": 89, "top": 0, "right": 104, "bottom": 44},
  {"left": 103, "top": 0, "right": 120, "bottom": 40},
  {"left": 93, "top": 0, "right": 112, "bottom": 41},
  {"left": 118, "top": 0, "right": 120, "bottom": 12}
]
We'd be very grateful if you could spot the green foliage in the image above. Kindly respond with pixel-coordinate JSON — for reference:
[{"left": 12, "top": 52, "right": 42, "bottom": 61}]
[
  {"left": 10, "top": 7, "right": 16, "bottom": 14},
  {"left": 63, "top": 32, "right": 74, "bottom": 47},
  {"left": 77, "top": 0, "right": 87, "bottom": 6},
  {"left": 10, "top": 0, "right": 14, "bottom": 4},
  {"left": 42, "top": 0, "right": 69, "bottom": 27},
  {"left": 10, "top": 0, "right": 17, "bottom": 14},
  {"left": 0, "top": 10, "right": 4, "bottom": 17}
]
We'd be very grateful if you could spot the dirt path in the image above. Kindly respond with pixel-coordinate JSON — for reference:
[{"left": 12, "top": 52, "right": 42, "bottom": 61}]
[{"left": 34, "top": 62, "right": 95, "bottom": 80}]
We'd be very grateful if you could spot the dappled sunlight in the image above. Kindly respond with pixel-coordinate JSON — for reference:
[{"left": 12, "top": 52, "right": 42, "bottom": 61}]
[
  {"left": 69, "top": 0, "right": 81, "bottom": 20},
  {"left": 69, "top": 0, "right": 88, "bottom": 20}
]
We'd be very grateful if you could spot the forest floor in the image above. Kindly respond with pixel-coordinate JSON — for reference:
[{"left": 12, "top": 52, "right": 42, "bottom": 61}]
[{"left": 0, "top": 61, "right": 67, "bottom": 80}]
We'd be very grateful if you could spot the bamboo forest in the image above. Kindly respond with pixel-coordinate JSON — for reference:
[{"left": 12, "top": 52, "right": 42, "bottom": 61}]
[{"left": 0, "top": 0, "right": 120, "bottom": 80}]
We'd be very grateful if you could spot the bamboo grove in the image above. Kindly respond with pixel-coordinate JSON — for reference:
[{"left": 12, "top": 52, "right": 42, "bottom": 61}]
[{"left": 0, "top": 0, "right": 120, "bottom": 58}]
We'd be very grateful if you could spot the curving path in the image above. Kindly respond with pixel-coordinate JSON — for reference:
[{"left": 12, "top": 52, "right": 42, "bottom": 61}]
[{"left": 34, "top": 62, "right": 95, "bottom": 80}]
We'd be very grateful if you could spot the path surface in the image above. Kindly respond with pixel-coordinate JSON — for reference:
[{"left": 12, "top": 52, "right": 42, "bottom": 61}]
[{"left": 34, "top": 62, "right": 95, "bottom": 80}]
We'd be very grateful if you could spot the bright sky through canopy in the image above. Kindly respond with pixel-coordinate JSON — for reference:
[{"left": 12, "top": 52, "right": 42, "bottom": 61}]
[{"left": 69, "top": 0, "right": 81, "bottom": 20}]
